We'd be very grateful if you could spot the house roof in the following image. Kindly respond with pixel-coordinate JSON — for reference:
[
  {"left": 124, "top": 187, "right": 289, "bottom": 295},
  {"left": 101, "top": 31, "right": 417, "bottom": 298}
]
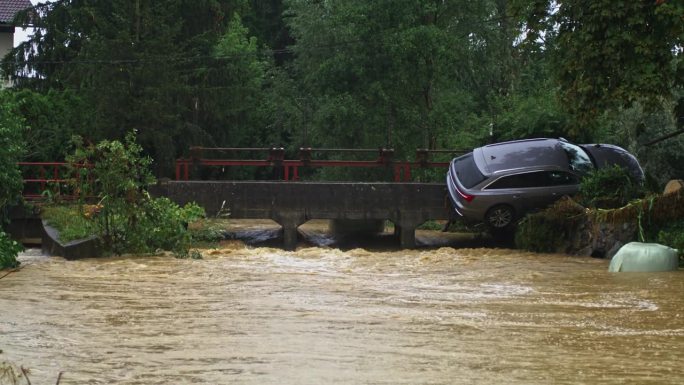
[{"left": 0, "top": 0, "right": 32, "bottom": 24}]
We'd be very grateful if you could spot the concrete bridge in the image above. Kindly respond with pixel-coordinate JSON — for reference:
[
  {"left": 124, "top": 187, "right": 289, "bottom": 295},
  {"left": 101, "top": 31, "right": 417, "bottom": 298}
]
[{"left": 152, "top": 181, "right": 450, "bottom": 250}]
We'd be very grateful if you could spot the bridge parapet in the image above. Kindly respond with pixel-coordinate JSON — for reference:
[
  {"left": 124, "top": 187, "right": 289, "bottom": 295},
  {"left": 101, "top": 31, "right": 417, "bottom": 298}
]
[{"left": 152, "top": 181, "right": 450, "bottom": 250}]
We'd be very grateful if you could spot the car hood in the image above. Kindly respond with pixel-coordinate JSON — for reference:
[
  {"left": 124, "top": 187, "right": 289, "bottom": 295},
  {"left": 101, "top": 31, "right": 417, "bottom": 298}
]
[{"left": 580, "top": 144, "right": 644, "bottom": 181}]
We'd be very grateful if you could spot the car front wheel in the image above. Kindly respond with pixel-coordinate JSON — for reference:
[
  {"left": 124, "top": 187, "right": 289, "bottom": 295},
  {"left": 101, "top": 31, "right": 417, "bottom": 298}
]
[{"left": 485, "top": 205, "right": 515, "bottom": 230}]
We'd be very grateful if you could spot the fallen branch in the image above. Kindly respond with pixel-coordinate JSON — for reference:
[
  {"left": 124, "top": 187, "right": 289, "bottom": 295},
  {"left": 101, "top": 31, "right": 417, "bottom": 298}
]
[
  {"left": 0, "top": 264, "right": 27, "bottom": 281},
  {"left": 20, "top": 366, "right": 30, "bottom": 385}
]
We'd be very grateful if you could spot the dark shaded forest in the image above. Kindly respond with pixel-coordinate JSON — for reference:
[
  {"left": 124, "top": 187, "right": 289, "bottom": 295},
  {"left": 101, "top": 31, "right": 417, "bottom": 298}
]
[{"left": 2, "top": 0, "right": 682, "bottom": 183}]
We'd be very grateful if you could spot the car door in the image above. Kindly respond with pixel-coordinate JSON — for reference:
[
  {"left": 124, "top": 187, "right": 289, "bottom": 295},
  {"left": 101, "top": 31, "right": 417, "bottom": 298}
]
[
  {"left": 485, "top": 171, "right": 579, "bottom": 214},
  {"left": 516, "top": 171, "right": 579, "bottom": 212}
]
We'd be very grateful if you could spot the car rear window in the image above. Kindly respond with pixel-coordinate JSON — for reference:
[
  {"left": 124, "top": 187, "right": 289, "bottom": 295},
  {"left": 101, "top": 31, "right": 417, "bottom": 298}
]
[{"left": 453, "top": 153, "right": 486, "bottom": 188}]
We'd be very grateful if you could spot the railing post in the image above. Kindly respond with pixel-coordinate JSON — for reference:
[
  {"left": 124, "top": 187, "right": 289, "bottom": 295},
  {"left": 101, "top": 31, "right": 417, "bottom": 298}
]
[
  {"left": 190, "top": 147, "right": 202, "bottom": 180},
  {"left": 378, "top": 148, "right": 394, "bottom": 164},
  {"left": 269, "top": 147, "right": 285, "bottom": 180},
  {"left": 299, "top": 147, "right": 312, "bottom": 164},
  {"left": 39, "top": 166, "right": 46, "bottom": 193},
  {"left": 416, "top": 148, "right": 429, "bottom": 167},
  {"left": 393, "top": 163, "right": 412, "bottom": 182},
  {"left": 293, "top": 166, "right": 299, "bottom": 181}
]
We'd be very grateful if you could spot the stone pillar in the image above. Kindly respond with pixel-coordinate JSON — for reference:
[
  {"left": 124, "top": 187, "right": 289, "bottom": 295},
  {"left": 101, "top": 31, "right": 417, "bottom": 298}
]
[
  {"left": 392, "top": 213, "right": 423, "bottom": 249},
  {"left": 399, "top": 225, "right": 416, "bottom": 249},
  {"left": 281, "top": 224, "right": 299, "bottom": 251},
  {"left": 393, "top": 224, "right": 402, "bottom": 239},
  {"left": 274, "top": 212, "right": 306, "bottom": 251}
]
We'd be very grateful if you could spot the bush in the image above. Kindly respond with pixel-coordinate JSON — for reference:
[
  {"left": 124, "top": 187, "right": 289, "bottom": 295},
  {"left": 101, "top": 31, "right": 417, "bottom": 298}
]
[
  {"left": 0, "top": 230, "right": 22, "bottom": 269},
  {"left": 123, "top": 198, "right": 205, "bottom": 255},
  {"left": 65, "top": 132, "right": 206, "bottom": 256},
  {"left": 656, "top": 219, "right": 684, "bottom": 259},
  {"left": 579, "top": 165, "right": 644, "bottom": 209}
]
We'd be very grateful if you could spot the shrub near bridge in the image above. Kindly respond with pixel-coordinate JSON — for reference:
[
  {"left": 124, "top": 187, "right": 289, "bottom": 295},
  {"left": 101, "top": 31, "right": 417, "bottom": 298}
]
[{"left": 66, "top": 132, "right": 205, "bottom": 257}]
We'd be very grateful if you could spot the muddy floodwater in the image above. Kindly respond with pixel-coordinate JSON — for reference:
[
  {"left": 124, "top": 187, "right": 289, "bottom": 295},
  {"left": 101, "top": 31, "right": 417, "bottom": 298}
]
[{"left": 1, "top": 221, "right": 683, "bottom": 384}]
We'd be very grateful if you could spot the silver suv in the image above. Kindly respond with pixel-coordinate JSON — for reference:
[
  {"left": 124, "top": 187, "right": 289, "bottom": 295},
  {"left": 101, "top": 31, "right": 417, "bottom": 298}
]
[{"left": 446, "top": 138, "right": 643, "bottom": 231}]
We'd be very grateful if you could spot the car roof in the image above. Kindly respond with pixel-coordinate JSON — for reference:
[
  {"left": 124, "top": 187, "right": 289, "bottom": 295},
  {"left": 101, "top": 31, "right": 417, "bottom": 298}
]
[{"left": 473, "top": 138, "right": 571, "bottom": 176}]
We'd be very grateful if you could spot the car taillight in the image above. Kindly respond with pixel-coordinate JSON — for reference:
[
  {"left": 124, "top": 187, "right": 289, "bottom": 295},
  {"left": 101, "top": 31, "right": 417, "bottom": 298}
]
[{"left": 456, "top": 187, "right": 475, "bottom": 202}]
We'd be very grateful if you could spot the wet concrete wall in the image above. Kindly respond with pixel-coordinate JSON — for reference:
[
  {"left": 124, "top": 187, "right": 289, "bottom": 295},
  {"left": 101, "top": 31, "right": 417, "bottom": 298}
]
[
  {"left": 6, "top": 205, "right": 102, "bottom": 259},
  {"left": 151, "top": 181, "right": 450, "bottom": 250},
  {"left": 41, "top": 221, "right": 102, "bottom": 260},
  {"left": 5, "top": 205, "right": 43, "bottom": 243}
]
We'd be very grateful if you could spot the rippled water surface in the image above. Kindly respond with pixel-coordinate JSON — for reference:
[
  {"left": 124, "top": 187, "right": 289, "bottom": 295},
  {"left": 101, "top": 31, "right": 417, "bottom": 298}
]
[{"left": 1, "top": 226, "right": 683, "bottom": 384}]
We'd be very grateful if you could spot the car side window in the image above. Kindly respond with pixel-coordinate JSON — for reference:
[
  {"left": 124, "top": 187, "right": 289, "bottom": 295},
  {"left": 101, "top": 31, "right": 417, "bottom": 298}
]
[
  {"left": 486, "top": 171, "right": 578, "bottom": 189},
  {"left": 486, "top": 174, "right": 533, "bottom": 189},
  {"left": 546, "top": 171, "right": 579, "bottom": 186}
]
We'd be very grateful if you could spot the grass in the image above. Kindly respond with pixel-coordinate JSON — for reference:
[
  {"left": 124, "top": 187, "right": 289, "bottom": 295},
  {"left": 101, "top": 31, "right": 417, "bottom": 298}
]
[
  {"left": 42, "top": 204, "right": 227, "bottom": 248},
  {"left": 187, "top": 218, "right": 229, "bottom": 246},
  {"left": 41, "top": 205, "right": 98, "bottom": 243},
  {"left": 417, "top": 220, "right": 447, "bottom": 231}
]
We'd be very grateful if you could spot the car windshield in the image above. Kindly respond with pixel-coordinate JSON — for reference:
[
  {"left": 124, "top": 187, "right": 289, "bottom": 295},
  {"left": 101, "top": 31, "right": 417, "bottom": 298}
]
[
  {"left": 559, "top": 141, "right": 594, "bottom": 174},
  {"left": 453, "top": 153, "right": 486, "bottom": 188}
]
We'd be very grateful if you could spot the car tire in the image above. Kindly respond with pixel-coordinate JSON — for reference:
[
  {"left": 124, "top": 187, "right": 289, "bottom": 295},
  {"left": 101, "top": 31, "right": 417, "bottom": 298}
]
[{"left": 485, "top": 204, "right": 516, "bottom": 231}]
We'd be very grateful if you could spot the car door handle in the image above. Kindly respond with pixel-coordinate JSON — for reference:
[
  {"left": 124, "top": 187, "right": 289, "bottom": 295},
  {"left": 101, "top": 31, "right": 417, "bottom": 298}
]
[{"left": 512, "top": 195, "right": 520, "bottom": 199}]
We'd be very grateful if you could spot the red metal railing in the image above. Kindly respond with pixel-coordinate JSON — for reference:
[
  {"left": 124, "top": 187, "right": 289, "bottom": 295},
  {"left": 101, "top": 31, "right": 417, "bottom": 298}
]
[
  {"left": 18, "top": 147, "right": 464, "bottom": 199},
  {"left": 175, "top": 147, "right": 465, "bottom": 182},
  {"left": 18, "top": 162, "right": 92, "bottom": 201}
]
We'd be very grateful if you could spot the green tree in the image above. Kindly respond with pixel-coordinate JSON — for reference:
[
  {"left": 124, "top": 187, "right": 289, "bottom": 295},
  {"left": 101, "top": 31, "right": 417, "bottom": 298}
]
[
  {"left": 244, "top": 0, "right": 293, "bottom": 64},
  {"left": 0, "top": 92, "right": 25, "bottom": 211},
  {"left": 0, "top": 92, "right": 25, "bottom": 269},
  {"left": 3, "top": 0, "right": 271, "bottom": 176},
  {"left": 552, "top": 0, "right": 683, "bottom": 136},
  {"left": 6, "top": 89, "right": 92, "bottom": 161},
  {"left": 284, "top": 0, "right": 561, "bottom": 170},
  {"left": 285, "top": 0, "right": 494, "bottom": 156}
]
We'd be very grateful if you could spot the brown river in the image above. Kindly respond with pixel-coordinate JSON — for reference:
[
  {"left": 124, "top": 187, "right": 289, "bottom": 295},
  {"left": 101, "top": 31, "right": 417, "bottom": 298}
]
[{"left": 1, "top": 221, "right": 683, "bottom": 384}]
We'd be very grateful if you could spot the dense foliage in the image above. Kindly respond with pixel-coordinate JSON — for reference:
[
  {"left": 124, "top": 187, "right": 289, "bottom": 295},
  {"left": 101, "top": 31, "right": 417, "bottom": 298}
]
[
  {"left": 65, "top": 132, "right": 205, "bottom": 256},
  {"left": 0, "top": 92, "right": 25, "bottom": 269},
  {"left": 0, "top": 231, "right": 23, "bottom": 269},
  {"left": 0, "top": 1, "right": 681, "bottom": 184},
  {"left": 552, "top": 0, "right": 683, "bottom": 136},
  {"left": 0, "top": 93, "right": 25, "bottom": 211},
  {"left": 578, "top": 165, "right": 645, "bottom": 209},
  {"left": 656, "top": 219, "right": 684, "bottom": 259}
]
